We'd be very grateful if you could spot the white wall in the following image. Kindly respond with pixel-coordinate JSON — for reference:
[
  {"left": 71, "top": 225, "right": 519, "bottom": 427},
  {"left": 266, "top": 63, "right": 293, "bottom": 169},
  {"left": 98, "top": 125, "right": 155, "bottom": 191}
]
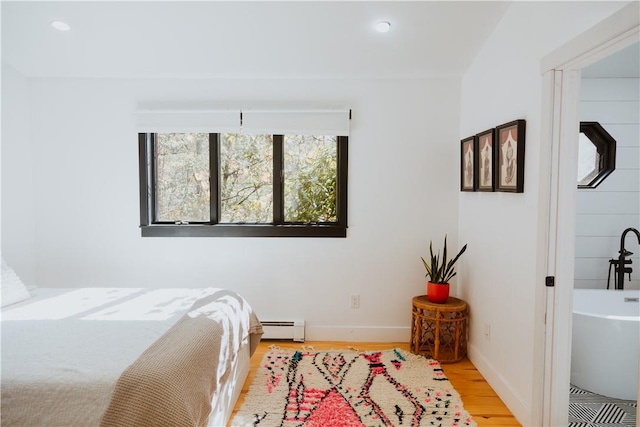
[
  {"left": 458, "top": 1, "right": 630, "bottom": 425},
  {"left": 575, "top": 78, "right": 640, "bottom": 290},
  {"left": 4, "top": 76, "right": 462, "bottom": 341},
  {"left": 1, "top": 62, "right": 37, "bottom": 286}
]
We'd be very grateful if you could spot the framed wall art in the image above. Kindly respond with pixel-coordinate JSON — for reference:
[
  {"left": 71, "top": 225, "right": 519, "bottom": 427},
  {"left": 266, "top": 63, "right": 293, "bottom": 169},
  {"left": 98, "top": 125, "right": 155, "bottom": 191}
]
[
  {"left": 475, "top": 128, "right": 495, "bottom": 192},
  {"left": 460, "top": 136, "right": 476, "bottom": 192},
  {"left": 496, "top": 120, "right": 526, "bottom": 193}
]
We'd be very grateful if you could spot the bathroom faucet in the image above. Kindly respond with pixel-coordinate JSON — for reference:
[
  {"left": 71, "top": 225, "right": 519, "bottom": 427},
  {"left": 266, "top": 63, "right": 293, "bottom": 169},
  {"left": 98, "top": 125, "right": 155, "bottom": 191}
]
[{"left": 613, "top": 227, "right": 640, "bottom": 290}]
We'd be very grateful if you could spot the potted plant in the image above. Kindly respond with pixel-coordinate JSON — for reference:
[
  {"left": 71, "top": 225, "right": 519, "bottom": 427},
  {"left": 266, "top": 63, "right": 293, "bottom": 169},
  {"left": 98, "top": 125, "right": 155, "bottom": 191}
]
[{"left": 421, "top": 236, "right": 468, "bottom": 303}]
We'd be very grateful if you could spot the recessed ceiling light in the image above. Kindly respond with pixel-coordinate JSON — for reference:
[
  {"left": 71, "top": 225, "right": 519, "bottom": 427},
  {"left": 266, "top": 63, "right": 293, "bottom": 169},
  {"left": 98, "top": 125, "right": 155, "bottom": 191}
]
[
  {"left": 50, "top": 21, "right": 71, "bottom": 32},
  {"left": 375, "top": 21, "right": 391, "bottom": 33}
]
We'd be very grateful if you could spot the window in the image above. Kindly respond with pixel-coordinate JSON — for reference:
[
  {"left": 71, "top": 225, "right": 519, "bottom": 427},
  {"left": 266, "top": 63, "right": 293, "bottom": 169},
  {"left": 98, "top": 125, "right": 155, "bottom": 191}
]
[
  {"left": 138, "top": 132, "right": 348, "bottom": 237},
  {"left": 577, "top": 121, "right": 616, "bottom": 189}
]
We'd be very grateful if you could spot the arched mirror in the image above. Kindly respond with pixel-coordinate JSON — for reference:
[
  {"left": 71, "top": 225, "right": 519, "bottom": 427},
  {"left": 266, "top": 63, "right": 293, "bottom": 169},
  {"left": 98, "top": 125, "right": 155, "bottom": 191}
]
[{"left": 577, "top": 121, "right": 616, "bottom": 188}]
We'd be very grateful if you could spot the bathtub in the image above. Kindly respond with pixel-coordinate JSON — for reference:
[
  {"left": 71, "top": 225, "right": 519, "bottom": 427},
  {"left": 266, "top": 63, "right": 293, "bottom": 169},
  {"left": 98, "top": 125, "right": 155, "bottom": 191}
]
[{"left": 571, "top": 289, "right": 639, "bottom": 400}]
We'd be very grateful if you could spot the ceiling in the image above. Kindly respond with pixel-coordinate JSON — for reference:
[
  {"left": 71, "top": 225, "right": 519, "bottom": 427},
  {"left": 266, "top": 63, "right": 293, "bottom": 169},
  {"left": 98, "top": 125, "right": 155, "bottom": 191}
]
[
  {"left": 1, "top": 1, "right": 511, "bottom": 79},
  {"left": 582, "top": 42, "right": 640, "bottom": 78}
]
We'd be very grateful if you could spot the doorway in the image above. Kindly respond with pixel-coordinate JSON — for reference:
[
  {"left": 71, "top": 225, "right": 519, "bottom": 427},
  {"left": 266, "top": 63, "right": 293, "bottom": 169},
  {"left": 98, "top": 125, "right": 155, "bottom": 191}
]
[
  {"left": 568, "top": 41, "right": 640, "bottom": 425},
  {"left": 540, "top": 6, "right": 639, "bottom": 425}
]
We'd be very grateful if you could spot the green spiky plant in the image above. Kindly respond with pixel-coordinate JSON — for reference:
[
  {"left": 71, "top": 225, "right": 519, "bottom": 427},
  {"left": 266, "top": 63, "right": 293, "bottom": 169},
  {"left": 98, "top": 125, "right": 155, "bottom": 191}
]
[{"left": 421, "top": 236, "right": 468, "bottom": 284}]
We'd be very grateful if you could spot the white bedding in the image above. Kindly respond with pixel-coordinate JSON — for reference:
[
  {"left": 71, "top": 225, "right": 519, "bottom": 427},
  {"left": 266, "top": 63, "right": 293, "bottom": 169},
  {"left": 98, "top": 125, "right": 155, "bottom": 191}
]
[{"left": 1, "top": 287, "right": 259, "bottom": 427}]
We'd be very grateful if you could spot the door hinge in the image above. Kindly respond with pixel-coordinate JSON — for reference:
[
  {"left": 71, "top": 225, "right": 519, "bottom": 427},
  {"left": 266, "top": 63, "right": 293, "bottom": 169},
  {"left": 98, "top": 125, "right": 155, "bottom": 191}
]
[{"left": 545, "top": 276, "right": 555, "bottom": 287}]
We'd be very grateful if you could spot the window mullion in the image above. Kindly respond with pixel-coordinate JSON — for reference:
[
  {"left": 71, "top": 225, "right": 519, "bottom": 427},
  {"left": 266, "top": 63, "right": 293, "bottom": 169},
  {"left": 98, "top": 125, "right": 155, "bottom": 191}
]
[
  {"left": 273, "top": 135, "right": 284, "bottom": 224},
  {"left": 210, "top": 133, "right": 220, "bottom": 224}
]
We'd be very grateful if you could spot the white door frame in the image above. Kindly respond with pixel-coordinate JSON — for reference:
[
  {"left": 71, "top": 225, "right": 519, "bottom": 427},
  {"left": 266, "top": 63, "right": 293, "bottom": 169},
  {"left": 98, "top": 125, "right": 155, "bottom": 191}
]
[{"left": 539, "top": 3, "right": 639, "bottom": 425}]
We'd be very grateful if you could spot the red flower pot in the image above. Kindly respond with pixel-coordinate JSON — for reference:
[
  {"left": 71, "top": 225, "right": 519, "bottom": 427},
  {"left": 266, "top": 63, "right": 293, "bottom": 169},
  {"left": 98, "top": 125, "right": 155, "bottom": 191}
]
[{"left": 427, "top": 282, "right": 450, "bottom": 303}]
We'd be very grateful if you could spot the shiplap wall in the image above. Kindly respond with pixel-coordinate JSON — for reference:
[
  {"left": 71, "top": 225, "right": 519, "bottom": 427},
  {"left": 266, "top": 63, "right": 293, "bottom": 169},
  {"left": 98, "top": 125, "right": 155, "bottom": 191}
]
[{"left": 575, "top": 78, "right": 640, "bottom": 290}]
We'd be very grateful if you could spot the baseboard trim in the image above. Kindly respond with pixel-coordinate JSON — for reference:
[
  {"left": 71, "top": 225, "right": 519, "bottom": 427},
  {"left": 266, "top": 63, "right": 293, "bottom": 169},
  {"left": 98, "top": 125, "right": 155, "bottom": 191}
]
[
  {"left": 305, "top": 325, "right": 410, "bottom": 342},
  {"left": 467, "top": 343, "right": 531, "bottom": 426}
]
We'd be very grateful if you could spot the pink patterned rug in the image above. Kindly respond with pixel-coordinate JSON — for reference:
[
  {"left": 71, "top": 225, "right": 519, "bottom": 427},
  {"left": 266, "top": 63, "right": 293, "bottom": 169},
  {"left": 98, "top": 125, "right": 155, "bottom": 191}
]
[{"left": 231, "top": 348, "right": 476, "bottom": 427}]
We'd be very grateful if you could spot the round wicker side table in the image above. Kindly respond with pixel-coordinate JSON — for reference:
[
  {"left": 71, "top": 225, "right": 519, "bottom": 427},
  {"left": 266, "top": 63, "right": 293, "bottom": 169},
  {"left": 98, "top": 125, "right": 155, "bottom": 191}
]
[{"left": 410, "top": 295, "right": 469, "bottom": 363}]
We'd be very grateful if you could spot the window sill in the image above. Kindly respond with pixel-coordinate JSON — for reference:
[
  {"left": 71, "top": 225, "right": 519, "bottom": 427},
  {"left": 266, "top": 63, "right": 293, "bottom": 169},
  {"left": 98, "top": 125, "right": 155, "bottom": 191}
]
[{"left": 140, "top": 224, "right": 347, "bottom": 238}]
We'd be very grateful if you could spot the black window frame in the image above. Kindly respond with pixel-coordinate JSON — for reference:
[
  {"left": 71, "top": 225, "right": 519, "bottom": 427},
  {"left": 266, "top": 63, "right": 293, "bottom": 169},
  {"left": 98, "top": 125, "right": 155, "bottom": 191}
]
[
  {"left": 138, "top": 132, "right": 348, "bottom": 237},
  {"left": 577, "top": 121, "right": 616, "bottom": 189}
]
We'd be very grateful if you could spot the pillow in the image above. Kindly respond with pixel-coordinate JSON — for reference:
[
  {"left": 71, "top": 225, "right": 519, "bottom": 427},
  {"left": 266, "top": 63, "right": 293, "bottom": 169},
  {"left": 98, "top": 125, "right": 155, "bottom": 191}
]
[{"left": 1, "top": 258, "right": 31, "bottom": 307}]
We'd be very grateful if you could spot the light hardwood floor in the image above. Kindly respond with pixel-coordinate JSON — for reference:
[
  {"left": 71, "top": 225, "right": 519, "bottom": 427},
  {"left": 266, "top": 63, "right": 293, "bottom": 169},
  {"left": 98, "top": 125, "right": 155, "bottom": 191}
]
[{"left": 229, "top": 341, "right": 521, "bottom": 426}]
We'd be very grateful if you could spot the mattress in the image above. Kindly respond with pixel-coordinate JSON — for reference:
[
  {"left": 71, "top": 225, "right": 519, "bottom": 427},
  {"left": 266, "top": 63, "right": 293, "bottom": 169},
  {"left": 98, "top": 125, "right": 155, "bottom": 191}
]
[{"left": 1, "top": 287, "right": 260, "bottom": 427}]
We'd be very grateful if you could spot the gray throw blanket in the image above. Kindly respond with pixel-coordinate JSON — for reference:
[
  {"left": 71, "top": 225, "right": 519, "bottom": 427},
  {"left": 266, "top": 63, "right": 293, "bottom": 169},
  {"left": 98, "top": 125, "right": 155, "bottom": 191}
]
[{"left": 100, "top": 290, "right": 263, "bottom": 427}]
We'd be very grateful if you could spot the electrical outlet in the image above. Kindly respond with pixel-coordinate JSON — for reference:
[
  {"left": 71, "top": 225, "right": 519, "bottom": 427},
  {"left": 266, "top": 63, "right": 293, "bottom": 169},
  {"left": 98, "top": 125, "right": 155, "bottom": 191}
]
[
  {"left": 484, "top": 321, "right": 491, "bottom": 341},
  {"left": 350, "top": 294, "right": 360, "bottom": 309}
]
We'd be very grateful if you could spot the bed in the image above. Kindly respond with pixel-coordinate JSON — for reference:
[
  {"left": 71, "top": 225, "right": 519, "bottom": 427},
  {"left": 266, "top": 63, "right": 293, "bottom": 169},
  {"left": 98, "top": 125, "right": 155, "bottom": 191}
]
[{"left": 1, "top": 261, "right": 263, "bottom": 427}]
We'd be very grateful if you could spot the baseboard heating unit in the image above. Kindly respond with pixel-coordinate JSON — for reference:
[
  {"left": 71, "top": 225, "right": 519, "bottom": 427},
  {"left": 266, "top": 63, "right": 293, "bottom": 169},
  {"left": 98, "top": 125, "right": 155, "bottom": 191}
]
[{"left": 261, "top": 320, "right": 305, "bottom": 342}]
